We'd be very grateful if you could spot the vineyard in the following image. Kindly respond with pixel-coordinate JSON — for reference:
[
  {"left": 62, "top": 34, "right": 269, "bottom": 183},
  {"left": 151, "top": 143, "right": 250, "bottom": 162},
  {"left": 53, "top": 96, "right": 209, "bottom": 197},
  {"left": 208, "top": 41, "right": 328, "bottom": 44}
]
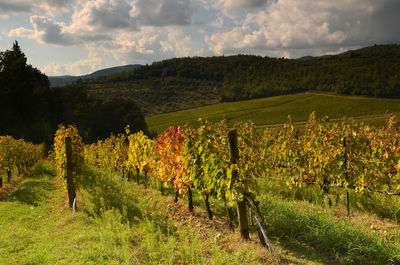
[
  {"left": 0, "top": 136, "right": 43, "bottom": 188},
  {"left": 84, "top": 113, "right": 400, "bottom": 203},
  {"left": 51, "top": 113, "right": 400, "bottom": 248},
  {"left": 2, "top": 113, "right": 400, "bottom": 264}
]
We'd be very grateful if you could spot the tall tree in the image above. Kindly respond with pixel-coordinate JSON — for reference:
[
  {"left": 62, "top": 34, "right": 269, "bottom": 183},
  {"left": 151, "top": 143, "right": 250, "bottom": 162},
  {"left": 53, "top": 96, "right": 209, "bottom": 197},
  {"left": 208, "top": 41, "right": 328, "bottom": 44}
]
[{"left": 0, "top": 41, "right": 50, "bottom": 142}]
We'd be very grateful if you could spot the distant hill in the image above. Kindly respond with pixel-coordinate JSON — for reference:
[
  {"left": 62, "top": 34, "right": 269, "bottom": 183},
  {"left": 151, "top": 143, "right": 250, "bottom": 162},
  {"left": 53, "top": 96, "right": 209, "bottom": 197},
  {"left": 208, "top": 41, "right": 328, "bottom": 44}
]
[
  {"left": 74, "top": 44, "right": 400, "bottom": 116},
  {"left": 49, "top": 64, "right": 142, "bottom": 87}
]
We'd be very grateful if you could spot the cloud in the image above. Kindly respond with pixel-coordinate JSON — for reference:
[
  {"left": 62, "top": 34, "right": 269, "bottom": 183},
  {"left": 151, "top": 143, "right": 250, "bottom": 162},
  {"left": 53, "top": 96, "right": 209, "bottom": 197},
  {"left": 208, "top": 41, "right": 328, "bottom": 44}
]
[
  {"left": 130, "top": 0, "right": 195, "bottom": 26},
  {"left": 0, "top": 0, "right": 75, "bottom": 16},
  {"left": 216, "top": 0, "right": 269, "bottom": 10},
  {"left": 43, "top": 50, "right": 103, "bottom": 75},
  {"left": 9, "top": 15, "right": 112, "bottom": 46},
  {"left": 9, "top": 0, "right": 198, "bottom": 48},
  {"left": 70, "top": 0, "right": 137, "bottom": 32},
  {"left": 30, "top": 16, "right": 76, "bottom": 45},
  {"left": 8, "top": 27, "right": 34, "bottom": 39},
  {"left": 207, "top": 0, "right": 400, "bottom": 57},
  {"left": 160, "top": 28, "right": 193, "bottom": 57},
  {"left": 0, "top": 1, "right": 32, "bottom": 14},
  {"left": 109, "top": 27, "right": 195, "bottom": 65},
  {"left": 215, "top": 0, "right": 270, "bottom": 18}
]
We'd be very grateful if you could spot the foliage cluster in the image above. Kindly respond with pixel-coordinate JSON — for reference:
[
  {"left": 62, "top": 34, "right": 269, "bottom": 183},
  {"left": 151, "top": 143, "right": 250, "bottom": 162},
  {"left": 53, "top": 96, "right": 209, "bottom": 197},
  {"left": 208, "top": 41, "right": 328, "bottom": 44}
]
[
  {"left": 264, "top": 113, "right": 400, "bottom": 194},
  {"left": 52, "top": 125, "right": 84, "bottom": 181},
  {"left": 84, "top": 121, "right": 262, "bottom": 206}
]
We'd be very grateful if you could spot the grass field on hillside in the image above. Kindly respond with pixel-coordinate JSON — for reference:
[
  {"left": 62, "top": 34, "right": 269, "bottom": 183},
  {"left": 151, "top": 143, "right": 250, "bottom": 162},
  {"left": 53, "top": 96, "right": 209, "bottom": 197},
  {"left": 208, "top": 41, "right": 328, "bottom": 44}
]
[{"left": 146, "top": 93, "right": 400, "bottom": 133}]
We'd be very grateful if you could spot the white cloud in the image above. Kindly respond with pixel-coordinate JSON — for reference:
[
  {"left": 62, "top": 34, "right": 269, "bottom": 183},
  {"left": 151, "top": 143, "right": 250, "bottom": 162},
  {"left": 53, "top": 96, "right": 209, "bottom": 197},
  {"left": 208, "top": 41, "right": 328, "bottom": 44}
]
[
  {"left": 9, "top": 15, "right": 113, "bottom": 46},
  {"left": 43, "top": 50, "right": 103, "bottom": 75},
  {"left": 70, "top": 0, "right": 136, "bottom": 32},
  {"left": 9, "top": 0, "right": 198, "bottom": 48},
  {"left": 109, "top": 27, "right": 196, "bottom": 64},
  {"left": 160, "top": 28, "right": 193, "bottom": 57},
  {"left": 8, "top": 27, "right": 34, "bottom": 39},
  {"left": 207, "top": 0, "right": 400, "bottom": 57}
]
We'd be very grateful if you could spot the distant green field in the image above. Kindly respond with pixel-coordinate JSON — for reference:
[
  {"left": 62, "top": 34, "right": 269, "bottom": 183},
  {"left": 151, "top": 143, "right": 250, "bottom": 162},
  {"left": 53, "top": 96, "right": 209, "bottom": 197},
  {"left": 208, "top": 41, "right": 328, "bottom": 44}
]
[{"left": 146, "top": 93, "right": 400, "bottom": 133}]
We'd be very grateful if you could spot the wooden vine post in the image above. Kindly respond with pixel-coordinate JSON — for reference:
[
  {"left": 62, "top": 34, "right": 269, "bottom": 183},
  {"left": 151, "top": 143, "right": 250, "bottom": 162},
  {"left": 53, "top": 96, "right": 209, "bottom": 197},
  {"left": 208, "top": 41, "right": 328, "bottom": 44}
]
[
  {"left": 228, "top": 129, "right": 250, "bottom": 240},
  {"left": 188, "top": 187, "right": 194, "bottom": 212},
  {"left": 65, "top": 137, "right": 76, "bottom": 209},
  {"left": 204, "top": 194, "right": 213, "bottom": 220},
  {"left": 343, "top": 134, "right": 350, "bottom": 217},
  {"left": 136, "top": 167, "right": 140, "bottom": 185},
  {"left": 7, "top": 170, "right": 11, "bottom": 183}
]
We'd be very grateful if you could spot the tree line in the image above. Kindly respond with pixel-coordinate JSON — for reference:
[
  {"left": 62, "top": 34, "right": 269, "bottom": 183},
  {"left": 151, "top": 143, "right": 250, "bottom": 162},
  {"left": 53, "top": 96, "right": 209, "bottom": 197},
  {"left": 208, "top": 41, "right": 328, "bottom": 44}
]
[{"left": 81, "top": 44, "right": 400, "bottom": 102}]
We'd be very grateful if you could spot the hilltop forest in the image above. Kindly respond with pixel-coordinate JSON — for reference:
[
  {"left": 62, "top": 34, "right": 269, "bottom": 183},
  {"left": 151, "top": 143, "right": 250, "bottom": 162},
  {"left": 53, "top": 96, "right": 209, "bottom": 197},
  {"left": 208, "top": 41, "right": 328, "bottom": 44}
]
[{"left": 78, "top": 44, "right": 400, "bottom": 115}]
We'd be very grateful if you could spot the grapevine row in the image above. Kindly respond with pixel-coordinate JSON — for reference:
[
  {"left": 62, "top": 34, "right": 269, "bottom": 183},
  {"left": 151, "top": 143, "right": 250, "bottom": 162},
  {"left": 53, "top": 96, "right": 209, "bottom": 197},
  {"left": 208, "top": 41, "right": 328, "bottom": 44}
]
[
  {"left": 0, "top": 136, "right": 44, "bottom": 187},
  {"left": 57, "top": 113, "right": 400, "bottom": 239}
]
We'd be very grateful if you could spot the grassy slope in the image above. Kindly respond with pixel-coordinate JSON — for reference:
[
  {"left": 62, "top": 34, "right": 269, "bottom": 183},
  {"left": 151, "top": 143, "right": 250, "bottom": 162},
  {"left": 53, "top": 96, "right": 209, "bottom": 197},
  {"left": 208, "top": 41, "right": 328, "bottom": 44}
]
[
  {"left": 146, "top": 93, "right": 400, "bottom": 133},
  {"left": 257, "top": 177, "right": 400, "bottom": 265},
  {"left": 0, "top": 162, "right": 282, "bottom": 265},
  {"left": 2, "top": 161, "right": 400, "bottom": 264}
]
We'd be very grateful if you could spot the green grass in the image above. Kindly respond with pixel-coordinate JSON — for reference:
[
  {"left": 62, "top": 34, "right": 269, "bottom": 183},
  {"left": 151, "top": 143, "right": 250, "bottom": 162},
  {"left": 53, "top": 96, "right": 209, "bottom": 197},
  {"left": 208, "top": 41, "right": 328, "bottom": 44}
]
[
  {"left": 260, "top": 177, "right": 400, "bottom": 223},
  {"left": 0, "top": 162, "right": 277, "bottom": 265},
  {"left": 255, "top": 176, "right": 400, "bottom": 264},
  {"left": 258, "top": 194, "right": 400, "bottom": 265},
  {"left": 146, "top": 93, "right": 400, "bottom": 133},
  {"left": 155, "top": 175, "right": 400, "bottom": 264},
  {"left": 3, "top": 161, "right": 400, "bottom": 264}
]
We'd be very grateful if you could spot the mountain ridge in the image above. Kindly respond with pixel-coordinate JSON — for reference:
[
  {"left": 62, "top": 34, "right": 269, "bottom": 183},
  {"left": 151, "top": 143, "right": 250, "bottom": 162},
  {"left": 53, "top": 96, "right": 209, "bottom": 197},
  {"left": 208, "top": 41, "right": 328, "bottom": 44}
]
[{"left": 48, "top": 64, "right": 142, "bottom": 87}]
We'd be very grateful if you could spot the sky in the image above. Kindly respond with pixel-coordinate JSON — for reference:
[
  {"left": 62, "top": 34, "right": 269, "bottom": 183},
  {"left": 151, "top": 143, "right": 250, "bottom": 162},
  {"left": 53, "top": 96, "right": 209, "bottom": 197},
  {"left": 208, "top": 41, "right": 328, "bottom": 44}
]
[{"left": 1, "top": 0, "right": 400, "bottom": 76}]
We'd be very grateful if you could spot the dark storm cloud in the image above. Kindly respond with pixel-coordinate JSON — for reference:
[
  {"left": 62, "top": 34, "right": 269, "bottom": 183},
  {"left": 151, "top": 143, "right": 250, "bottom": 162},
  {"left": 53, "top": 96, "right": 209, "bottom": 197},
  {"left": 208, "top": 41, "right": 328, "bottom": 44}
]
[{"left": 368, "top": 0, "right": 400, "bottom": 43}]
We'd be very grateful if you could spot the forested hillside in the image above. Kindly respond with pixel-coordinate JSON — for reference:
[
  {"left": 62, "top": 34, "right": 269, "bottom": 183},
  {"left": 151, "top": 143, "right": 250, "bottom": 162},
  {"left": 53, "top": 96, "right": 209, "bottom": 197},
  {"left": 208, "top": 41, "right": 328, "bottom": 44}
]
[{"left": 80, "top": 44, "right": 400, "bottom": 115}]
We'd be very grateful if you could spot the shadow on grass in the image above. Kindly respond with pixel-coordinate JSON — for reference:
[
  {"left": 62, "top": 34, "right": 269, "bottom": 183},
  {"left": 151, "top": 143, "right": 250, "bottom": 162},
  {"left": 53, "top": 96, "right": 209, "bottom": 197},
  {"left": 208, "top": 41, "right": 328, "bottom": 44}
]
[
  {"left": 262, "top": 178, "right": 400, "bottom": 225},
  {"left": 9, "top": 173, "right": 54, "bottom": 206},
  {"left": 31, "top": 160, "right": 57, "bottom": 178},
  {"left": 259, "top": 196, "right": 400, "bottom": 265}
]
